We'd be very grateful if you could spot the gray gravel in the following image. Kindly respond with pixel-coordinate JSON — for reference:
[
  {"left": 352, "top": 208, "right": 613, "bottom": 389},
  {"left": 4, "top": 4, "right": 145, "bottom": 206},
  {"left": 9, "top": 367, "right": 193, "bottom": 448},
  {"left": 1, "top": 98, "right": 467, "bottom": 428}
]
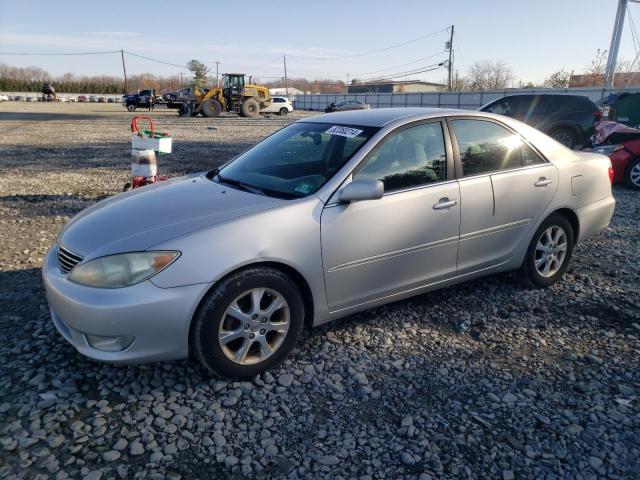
[{"left": 1, "top": 102, "right": 639, "bottom": 479}]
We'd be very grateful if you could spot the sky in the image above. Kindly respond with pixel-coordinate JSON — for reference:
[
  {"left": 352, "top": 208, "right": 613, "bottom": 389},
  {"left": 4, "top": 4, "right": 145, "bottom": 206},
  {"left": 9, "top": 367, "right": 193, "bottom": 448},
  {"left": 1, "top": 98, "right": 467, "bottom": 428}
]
[{"left": 0, "top": 0, "right": 637, "bottom": 85}]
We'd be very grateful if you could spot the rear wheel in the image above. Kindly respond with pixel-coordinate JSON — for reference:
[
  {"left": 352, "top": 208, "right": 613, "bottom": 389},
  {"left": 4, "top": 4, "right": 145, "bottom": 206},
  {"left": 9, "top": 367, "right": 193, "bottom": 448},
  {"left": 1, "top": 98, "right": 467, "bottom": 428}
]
[
  {"left": 550, "top": 127, "right": 578, "bottom": 149},
  {"left": 518, "top": 213, "right": 575, "bottom": 288},
  {"left": 200, "top": 99, "right": 222, "bottom": 118},
  {"left": 241, "top": 98, "right": 260, "bottom": 118},
  {"left": 191, "top": 267, "right": 304, "bottom": 379},
  {"left": 279, "top": 108, "right": 288, "bottom": 116},
  {"left": 624, "top": 158, "right": 640, "bottom": 189}
]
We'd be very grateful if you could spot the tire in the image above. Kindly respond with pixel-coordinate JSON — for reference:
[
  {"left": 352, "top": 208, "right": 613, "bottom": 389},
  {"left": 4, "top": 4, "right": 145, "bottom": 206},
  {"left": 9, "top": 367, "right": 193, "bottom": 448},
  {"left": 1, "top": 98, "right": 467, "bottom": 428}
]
[
  {"left": 279, "top": 108, "right": 288, "bottom": 116},
  {"left": 200, "top": 99, "right": 222, "bottom": 118},
  {"left": 518, "top": 213, "right": 575, "bottom": 288},
  {"left": 241, "top": 98, "right": 260, "bottom": 118},
  {"left": 624, "top": 157, "right": 640, "bottom": 189},
  {"left": 549, "top": 127, "right": 578, "bottom": 149},
  {"left": 191, "top": 267, "right": 305, "bottom": 379},
  {"left": 123, "top": 183, "right": 131, "bottom": 191},
  {"left": 126, "top": 104, "right": 136, "bottom": 112}
]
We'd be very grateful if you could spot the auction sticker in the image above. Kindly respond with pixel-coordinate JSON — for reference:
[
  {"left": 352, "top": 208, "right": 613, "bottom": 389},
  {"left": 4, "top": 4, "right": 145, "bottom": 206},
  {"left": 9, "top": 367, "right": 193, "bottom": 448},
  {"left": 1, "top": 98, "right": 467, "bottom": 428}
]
[{"left": 325, "top": 126, "right": 363, "bottom": 138}]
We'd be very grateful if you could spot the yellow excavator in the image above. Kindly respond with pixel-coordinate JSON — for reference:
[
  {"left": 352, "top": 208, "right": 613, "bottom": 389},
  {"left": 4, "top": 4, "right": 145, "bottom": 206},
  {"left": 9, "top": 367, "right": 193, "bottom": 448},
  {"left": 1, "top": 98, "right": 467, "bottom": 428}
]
[{"left": 194, "top": 73, "right": 271, "bottom": 118}]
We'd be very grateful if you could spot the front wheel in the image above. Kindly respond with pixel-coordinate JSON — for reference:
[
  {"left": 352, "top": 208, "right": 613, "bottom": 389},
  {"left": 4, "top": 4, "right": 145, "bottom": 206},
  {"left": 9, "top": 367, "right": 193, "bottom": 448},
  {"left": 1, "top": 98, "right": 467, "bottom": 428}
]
[
  {"left": 241, "top": 98, "right": 260, "bottom": 118},
  {"left": 518, "top": 213, "right": 575, "bottom": 288},
  {"left": 625, "top": 157, "right": 640, "bottom": 189},
  {"left": 191, "top": 267, "right": 305, "bottom": 379},
  {"left": 126, "top": 104, "right": 136, "bottom": 112}
]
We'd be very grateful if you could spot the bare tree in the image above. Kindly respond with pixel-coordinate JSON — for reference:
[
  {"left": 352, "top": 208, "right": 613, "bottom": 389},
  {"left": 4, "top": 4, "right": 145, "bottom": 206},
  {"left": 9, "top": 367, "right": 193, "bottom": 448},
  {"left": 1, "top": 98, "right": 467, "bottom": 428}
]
[
  {"left": 464, "top": 60, "right": 514, "bottom": 90},
  {"left": 543, "top": 68, "right": 571, "bottom": 88}
]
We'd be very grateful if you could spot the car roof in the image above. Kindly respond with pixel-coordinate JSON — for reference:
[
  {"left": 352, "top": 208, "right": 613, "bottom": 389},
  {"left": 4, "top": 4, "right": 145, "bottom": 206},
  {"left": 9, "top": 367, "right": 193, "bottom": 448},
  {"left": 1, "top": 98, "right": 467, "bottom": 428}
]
[{"left": 303, "top": 107, "right": 477, "bottom": 127}]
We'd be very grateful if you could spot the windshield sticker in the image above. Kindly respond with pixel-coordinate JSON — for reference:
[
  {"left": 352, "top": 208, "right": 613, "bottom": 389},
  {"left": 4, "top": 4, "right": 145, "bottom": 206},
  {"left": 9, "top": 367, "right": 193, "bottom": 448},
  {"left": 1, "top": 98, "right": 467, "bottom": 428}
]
[
  {"left": 294, "top": 182, "right": 313, "bottom": 195},
  {"left": 325, "top": 126, "right": 363, "bottom": 138}
]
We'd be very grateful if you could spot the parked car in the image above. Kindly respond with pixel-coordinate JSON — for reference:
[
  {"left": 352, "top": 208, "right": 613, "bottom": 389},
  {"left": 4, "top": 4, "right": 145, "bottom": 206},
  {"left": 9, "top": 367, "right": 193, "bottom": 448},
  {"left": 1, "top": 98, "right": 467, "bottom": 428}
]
[
  {"left": 78, "top": 95, "right": 88, "bottom": 103},
  {"left": 324, "top": 100, "right": 370, "bottom": 113},
  {"left": 89, "top": 96, "right": 98, "bottom": 103},
  {"left": 7, "top": 95, "right": 15, "bottom": 101},
  {"left": 480, "top": 94, "right": 601, "bottom": 149},
  {"left": 58, "top": 97, "right": 68, "bottom": 103},
  {"left": 107, "top": 97, "right": 115, "bottom": 103},
  {"left": 0, "top": 94, "right": 9, "bottom": 101},
  {"left": 598, "top": 91, "right": 640, "bottom": 127},
  {"left": 68, "top": 97, "right": 77, "bottom": 103},
  {"left": 261, "top": 96, "right": 294, "bottom": 116},
  {"left": 26, "top": 96, "right": 36, "bottom": 102},
  {"left": 97, "top": 97, "right": 106, "bottom": 103},
  {"left": 14, "top": 95, "right": 23, "bottom": 101},
  {"left": 43, "top": 108, "right": 615, "bottom": 378}
]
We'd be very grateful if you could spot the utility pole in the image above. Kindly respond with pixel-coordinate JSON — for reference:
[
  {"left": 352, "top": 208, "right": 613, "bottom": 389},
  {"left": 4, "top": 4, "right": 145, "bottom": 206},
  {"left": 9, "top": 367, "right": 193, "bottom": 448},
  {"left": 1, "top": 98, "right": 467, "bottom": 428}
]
[
  {"left": 605, "top": 0, "right": 628, "bottom": 87},
  {"left": 346, "top": 73, "right": 350, "bottom": 93},
  {"left": 214, "top": 61, "right": 221, "bottom": 88},
  {"left": 447, "top": 25, "right": 454, "bottom": 91},
  {"left": 180, "top": 72, "right": 183, "bottom": 86},
  {"left": 283, "top": 55, "right": 289, "bottom": 96},
  {"left": 120, "top": 49, "right": 128, "bottom": 94}
]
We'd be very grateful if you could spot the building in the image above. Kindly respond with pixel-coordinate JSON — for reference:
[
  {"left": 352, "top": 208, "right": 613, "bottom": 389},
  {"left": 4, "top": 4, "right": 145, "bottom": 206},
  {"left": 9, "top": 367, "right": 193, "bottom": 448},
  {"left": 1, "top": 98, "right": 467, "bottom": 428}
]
[
  {"left": 269, "top": 87, "right": 305, "bottom": 97},
  {"left": 569, "top": 72, "right": 640, "bottom": 88},
  {"left": 348, "top": 80, "right": 444, "bottom": 94}
]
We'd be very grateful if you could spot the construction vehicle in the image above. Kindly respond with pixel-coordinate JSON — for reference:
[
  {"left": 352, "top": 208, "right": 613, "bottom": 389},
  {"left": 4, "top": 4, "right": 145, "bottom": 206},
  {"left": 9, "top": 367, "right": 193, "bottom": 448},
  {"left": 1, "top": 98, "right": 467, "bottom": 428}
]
[
  {"left": 193, "top": 73, "right": 271, "bottom": 118},
  {"left": 41, "top": 82, "right": 57, "bottom": 102}
]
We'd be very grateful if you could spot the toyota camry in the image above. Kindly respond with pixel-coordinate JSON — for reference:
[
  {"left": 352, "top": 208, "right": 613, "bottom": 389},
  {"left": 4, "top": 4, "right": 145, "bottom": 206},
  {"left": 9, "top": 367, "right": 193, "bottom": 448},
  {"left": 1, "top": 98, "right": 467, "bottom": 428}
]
[{"left": 43, "top": 108, "right": 616, "bottom": 378}]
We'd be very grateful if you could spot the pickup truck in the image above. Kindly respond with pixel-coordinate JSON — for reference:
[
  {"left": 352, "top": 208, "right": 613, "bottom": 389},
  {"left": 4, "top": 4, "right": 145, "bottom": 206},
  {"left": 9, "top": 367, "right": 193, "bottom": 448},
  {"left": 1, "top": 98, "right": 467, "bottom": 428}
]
[{"left": 122, "top": 89, "right": 162, "bottom": 112}]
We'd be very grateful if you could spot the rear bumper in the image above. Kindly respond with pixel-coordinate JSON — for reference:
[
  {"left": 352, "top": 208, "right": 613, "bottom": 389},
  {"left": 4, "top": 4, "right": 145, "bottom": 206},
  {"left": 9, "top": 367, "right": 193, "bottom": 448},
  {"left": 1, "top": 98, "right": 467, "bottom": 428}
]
[{"left": 575, "top": 196, "right": 616, "bottom": 243}]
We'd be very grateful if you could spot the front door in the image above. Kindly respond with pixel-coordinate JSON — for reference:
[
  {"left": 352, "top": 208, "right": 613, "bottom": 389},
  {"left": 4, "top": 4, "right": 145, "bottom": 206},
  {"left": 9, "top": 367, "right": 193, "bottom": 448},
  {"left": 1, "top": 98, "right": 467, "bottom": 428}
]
[{"left": 321, "top": 121, "right": 460, "bottom": 313}]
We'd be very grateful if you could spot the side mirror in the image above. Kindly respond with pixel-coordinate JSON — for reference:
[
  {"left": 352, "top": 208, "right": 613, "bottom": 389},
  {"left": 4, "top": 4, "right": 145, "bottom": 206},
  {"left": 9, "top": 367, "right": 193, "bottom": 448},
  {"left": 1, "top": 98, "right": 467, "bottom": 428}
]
[{"left": 338, "top": 179, "right": 384, "bottom": 203}]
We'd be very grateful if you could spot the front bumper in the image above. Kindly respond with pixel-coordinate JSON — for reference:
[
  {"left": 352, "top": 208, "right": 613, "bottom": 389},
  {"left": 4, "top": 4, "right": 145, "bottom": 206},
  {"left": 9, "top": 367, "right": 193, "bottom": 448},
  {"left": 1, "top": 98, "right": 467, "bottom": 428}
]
[{"left": 42, "top": 247, "right": 209, "bottom": 364}]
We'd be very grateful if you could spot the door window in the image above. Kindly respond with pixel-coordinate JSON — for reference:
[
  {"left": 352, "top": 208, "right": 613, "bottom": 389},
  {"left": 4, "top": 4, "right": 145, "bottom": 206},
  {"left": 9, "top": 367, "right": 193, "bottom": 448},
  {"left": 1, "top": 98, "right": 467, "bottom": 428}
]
[
  {"left": 451, "top": 119, "right": 544, "bottom": 176},
  {"left": 355, "top": 122, "right": 447, "bottom": 191}
]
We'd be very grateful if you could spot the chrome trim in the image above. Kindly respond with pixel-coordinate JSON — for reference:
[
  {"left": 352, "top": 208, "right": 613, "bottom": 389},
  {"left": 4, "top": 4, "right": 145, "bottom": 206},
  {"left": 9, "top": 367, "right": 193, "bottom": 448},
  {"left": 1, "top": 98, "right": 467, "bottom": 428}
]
[
  {"left": 460, "top": 219, "right": 531, "bottom": 240},
  {"left": 57, "top": 245, "right": 83, "bottom": 273},
  {"left": 457, "top": 163, "right": 551, "bottom": 183}
]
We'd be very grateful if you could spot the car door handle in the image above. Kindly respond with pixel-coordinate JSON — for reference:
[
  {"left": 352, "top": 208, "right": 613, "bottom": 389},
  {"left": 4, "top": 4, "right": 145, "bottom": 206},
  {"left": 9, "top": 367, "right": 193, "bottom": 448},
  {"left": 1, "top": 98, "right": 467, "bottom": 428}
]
[
  {"left": 433, "top": 198, "right": 457, "bottom": 210},
  {"left": 535, "top": 177, "right": 553, "bottom": 187}
]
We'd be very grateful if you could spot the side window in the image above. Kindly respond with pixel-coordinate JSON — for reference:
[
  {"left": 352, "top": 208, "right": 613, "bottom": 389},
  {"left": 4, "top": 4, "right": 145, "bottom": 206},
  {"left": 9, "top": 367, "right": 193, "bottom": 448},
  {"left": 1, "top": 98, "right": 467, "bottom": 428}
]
[
  {"left": 355, "top": 122, "right": 447, "bottom": 191},
  {"left": 451, "top": 119, "right": 534, "bottom": 176},
  {"left": 486, "top": 97, "right": 518, "bottom": 116},
  {"left": 521, "top": 143, "right": 545, "bottom": 166}
]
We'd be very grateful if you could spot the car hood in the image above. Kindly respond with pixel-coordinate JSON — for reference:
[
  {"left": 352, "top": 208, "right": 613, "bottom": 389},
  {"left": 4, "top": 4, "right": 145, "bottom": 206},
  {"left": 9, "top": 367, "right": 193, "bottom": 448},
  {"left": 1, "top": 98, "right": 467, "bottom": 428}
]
[{"left": 59, "top": 173, "right": 286, "bottom": 259}]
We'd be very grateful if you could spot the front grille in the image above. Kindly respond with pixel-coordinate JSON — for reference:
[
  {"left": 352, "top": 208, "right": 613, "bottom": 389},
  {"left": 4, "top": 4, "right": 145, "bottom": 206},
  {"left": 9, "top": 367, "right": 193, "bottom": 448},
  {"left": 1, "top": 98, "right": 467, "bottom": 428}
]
[{"left": 57, "top": 245, "right": 83, "bottom": 273}]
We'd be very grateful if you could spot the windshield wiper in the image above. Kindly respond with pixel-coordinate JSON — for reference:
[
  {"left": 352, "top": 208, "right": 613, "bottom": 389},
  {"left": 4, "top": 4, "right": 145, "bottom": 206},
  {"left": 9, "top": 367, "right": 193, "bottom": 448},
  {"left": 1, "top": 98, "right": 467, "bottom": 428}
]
[{"left": 215, "top": 174, "right": 265, "bottom": 196}]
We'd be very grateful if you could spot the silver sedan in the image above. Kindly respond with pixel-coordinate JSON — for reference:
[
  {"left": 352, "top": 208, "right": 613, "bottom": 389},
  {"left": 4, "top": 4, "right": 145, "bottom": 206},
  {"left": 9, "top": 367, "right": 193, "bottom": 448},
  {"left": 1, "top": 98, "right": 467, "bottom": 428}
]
[{"left": 43, "top": 108, "right": 615, "bottom": 378}]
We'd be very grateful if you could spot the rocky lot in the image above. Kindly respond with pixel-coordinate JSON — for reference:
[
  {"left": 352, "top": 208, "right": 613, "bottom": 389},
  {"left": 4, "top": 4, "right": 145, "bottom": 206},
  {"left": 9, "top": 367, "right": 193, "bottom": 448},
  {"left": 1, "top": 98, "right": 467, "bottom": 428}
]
[{"left": 0, "top": 102, "right": 638, "bottom": 480}]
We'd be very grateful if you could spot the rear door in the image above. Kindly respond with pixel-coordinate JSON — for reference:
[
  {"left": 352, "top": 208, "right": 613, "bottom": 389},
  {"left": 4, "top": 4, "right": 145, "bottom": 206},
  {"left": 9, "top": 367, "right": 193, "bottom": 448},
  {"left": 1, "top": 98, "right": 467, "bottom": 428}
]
[{"left": 448, "top": 117, "right": 558, "bottom": 273}]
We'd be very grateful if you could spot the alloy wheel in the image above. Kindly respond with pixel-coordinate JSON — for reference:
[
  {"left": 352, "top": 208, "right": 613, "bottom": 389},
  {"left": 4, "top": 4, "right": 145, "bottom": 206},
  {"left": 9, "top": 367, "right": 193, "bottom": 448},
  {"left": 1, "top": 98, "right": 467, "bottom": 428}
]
[
  {"left": 630, "top": 162, "right": 640, "bottom": 187},
  {"left": 218, "top": 288, "right": 290, "bottom": 365},
  {"left": 534, "top": 225, "right": 568, "bottom": 277}
]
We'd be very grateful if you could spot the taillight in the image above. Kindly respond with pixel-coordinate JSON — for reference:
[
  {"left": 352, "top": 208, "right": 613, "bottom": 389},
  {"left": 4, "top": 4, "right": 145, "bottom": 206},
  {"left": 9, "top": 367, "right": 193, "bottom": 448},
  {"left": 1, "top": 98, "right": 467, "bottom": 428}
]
[
  {"left": 608, "top": 164, "right": 614, "bottom": 184},
  {"left": 594, "top": 110, "right": 603, "bottom": 121}
]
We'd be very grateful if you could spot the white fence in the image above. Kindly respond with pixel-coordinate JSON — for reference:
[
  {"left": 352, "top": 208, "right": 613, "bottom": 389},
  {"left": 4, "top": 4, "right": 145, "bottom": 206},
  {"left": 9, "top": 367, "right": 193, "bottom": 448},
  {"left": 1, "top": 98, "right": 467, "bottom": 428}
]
[{"left": 292, "top": 87, "right": 638, "bottom": 111}]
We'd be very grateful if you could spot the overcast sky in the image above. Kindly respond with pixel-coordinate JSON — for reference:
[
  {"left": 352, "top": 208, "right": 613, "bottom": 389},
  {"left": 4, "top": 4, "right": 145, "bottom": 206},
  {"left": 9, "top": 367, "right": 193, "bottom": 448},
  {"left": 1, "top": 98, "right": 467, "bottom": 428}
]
[{"left": 0, "top": 0, "right": 637, "bottom": 84}]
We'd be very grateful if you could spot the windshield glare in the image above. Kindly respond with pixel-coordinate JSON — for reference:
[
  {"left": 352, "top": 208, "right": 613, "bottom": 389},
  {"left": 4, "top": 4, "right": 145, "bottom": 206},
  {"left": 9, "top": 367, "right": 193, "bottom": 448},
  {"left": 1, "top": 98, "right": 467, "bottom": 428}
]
[{"left": 215, "top": 122, "right": 378, "bottom": 198}]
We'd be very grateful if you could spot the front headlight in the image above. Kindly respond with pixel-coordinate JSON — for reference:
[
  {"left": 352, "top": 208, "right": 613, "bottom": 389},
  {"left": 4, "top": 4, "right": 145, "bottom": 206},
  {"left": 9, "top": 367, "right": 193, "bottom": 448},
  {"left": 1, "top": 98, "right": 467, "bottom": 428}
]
[{"left": 68, "top": 251, "right": 180, "bottom": 288}]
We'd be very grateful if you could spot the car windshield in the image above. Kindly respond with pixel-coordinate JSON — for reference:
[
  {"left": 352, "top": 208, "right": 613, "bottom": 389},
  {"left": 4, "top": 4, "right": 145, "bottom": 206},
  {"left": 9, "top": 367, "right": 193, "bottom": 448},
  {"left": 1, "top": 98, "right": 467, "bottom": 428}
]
[{"left": 212, "top": 122, "right": 378, "bottom": 198}]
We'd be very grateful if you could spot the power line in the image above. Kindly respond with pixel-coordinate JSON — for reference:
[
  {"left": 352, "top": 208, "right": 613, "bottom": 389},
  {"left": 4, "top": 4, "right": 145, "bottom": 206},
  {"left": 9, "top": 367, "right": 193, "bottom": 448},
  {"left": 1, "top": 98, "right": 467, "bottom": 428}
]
[
  {"left": 0, "top": 50, "right": 121, "bottom": 55},
  {"left": 124, "top": 51, "right": 189, "bottom": 70},
  {"left": 286, "top": 26, "right": 450, "bottom": 60},
  {"left": 353, "top": 51, "right": 447, "bottom": 76}
]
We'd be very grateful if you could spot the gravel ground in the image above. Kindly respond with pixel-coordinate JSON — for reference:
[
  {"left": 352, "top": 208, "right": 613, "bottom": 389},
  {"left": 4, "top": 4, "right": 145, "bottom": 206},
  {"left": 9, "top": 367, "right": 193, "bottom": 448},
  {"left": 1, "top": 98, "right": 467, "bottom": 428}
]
[{"left": 0, "top": 102, "right": 639, "bottom": 480}]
